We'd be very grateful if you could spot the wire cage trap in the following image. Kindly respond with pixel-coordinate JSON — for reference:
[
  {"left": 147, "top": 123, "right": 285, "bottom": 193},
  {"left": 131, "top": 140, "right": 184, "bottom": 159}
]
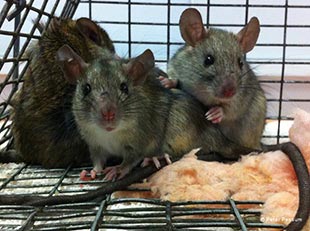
[{"left": 0, "top": 0, "right": 310, "bottom": 230}]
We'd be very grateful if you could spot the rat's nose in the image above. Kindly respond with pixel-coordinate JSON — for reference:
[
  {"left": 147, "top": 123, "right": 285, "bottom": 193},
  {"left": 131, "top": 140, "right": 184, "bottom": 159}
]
[
  {"left": 220, "top": 78, "right": 236, "bottom": 98},
  {"left": 101, "top": 106, "right": 116, "bottom": 122},
  {"left": 102, "top": 110, "right": 115, "bottom": 121}
]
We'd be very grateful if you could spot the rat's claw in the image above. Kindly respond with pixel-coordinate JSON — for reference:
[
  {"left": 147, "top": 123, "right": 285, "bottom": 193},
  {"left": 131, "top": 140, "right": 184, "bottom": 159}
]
[
  {"left": 79, "top": 170, "right": 88, "bottom": 180},
  {"left": 80, "top": 169, "right": 96, "bottom": 181},
  {"left": 152, "top": 157, "right": 161, "bottom": 169},
  {"left": 141, "top": 157, "right": 152, "bottom": 167},
  {"left": 159, "top": 77, "right": 177, "bottom": 89},
  {"left": 205, "top": 106, "right": 223, "bottom": 123},
  {"left": 103, "top": 165, "right": 131, "bottom": 181},
  {"left": 103, "top": 166, "right": 117, "bottom": 181},
  {"left": 142, "top": 154, "right": 172, "bottom": 168},
  {"left": 116, "top": 166, "right": 130, "bottom": 180},
  {"left": 164, "top": 153, "right": 172, "bottom": 165},
  {"left": 90, "top": 169, "right": 97, "bottom": 179}
]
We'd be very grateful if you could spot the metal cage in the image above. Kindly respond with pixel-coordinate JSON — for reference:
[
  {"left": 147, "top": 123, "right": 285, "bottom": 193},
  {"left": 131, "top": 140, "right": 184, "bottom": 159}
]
[{"left": 0, "top": 0, "right": 309, "bottom": 230}]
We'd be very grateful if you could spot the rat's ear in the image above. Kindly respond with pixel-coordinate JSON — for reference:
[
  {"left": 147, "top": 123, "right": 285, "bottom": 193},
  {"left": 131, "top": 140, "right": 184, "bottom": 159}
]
[
  {"left": 124, "top": 49, "right": 155, "bottom": 86},
  {"left": 56, "top": 45, "right": 88, "bottom": 84},
  {"left": 179, "top": 8, "right": 208, "bottom": 47},
  {"left": 76, "top": 18, "right": 101, "bottom": 45},
  {"left": 237, "top": 17, "right": 260, "bottom": 53}
]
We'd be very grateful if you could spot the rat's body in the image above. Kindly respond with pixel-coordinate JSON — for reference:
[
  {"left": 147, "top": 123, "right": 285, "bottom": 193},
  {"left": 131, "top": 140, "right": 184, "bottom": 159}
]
[
  {"left": 57, "top": 47, "right": 173, "bottom": 179},
  {"left": 167, "top": 9, "right": 266, "bottom": 150},
  {"left": 165, "top": 89, "right": 255, "bottom": 160},
  {"left": 5, "top": 17, "right": 115, "bottom": 168}
]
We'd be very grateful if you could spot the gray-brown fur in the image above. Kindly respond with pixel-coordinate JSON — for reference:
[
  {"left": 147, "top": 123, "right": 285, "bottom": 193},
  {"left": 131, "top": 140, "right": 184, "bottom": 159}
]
[
  {"left": 56, "top": 47, "right": 173, "bottom": 178},
  {"left": 164, "top": 89, "right": 255, "bottom": 160},
  {"left": 58, "top": 45, "right": 256, "bottom": 179},
  {"left": 7, "top": 17, "right": 115, "bottom": 168},
  {"left": 168, "top": 8, "right": 266, "bottom": 151}
]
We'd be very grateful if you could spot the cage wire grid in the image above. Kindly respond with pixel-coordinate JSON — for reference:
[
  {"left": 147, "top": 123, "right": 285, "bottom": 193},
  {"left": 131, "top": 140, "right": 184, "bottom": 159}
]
[{"left": 0, "top": 0, "right": 310, "bottom": 230}]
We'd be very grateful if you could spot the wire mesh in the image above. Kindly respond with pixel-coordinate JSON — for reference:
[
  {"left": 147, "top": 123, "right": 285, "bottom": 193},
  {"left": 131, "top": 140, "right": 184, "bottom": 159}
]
[
  {"left": 0, "top": 163, "right": 285, "bottom": 230},
  {"left": 0, "top": 0, "right": 309, "bottom": 230}
]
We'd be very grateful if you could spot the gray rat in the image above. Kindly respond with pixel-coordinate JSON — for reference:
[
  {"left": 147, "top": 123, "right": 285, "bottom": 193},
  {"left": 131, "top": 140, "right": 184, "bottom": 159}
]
[
  {"left": 164, "top": 8, "right": 266, "bottom": 151},
  {"left": 56, "top": 46, "right": 172, "bottom": 180},
  {"left": 1, "top": 17, "right": 115, "bottom": 168}
]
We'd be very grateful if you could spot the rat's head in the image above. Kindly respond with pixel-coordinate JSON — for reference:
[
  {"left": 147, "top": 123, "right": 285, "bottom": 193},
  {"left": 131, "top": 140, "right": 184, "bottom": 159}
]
[
  {"left": 56, "top": 45, "right": 154, "bottom": 132},
  {"left": 42, "top": 17, "right": 115, "bottom": 60},
  {"left": 178, "top": 8, "right": 260, "bottom": 105}
]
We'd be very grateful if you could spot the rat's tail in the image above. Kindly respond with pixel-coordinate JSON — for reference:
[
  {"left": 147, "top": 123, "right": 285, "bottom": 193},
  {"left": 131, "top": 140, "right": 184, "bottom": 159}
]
[{"left": 262, "top": 142, "right": 310, "bottom": 231}]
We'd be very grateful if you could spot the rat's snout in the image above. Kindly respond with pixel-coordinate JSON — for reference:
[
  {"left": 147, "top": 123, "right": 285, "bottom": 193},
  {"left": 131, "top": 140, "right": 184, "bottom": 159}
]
[
  {"left": 97, "top": 91, "right": 120, "bottom": 131},
  {"left": 98, "top": 92, "right": 116, "bottom": 121},
  {"left": 219, "top": 78, "right": 236, "bottom": 99},
  {"left": 101, "top": 106, "right": 116, "bottom": 122}
]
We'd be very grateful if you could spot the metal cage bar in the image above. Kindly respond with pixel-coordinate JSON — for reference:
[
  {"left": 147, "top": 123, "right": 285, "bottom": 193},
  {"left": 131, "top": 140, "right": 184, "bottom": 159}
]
[{"left": 0, "top": 0, "right": 309, "bottom": 230}]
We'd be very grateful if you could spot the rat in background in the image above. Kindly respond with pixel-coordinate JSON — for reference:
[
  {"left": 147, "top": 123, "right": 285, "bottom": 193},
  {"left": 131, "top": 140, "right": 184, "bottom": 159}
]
[
  {"left": 0, "top": 17, "right": 115, "bottom": 168},
  {"left": 162, "top": 8, "right": 266, "bottom": 150}
]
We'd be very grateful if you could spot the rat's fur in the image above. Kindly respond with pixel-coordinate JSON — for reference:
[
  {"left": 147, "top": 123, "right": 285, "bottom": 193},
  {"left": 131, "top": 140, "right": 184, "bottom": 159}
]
[
  {"left": 6, "top": 17, "right": 115, "bottom": 167},
  {"left": 0, "top": 48, "right": 308, "bottom": 231},
  {"left": 56, "top": 45, "right": 255, "bottom": 179},
  {"left": 57, "top": 47, "right": 173, "bottom": 179},
  {"left": 168, "top": 9, "right": 266, "bottom": 150}
]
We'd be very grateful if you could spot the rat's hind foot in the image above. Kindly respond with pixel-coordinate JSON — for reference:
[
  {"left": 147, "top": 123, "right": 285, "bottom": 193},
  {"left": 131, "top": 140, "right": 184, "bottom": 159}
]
[
  {"left": 141, "top": 154, "right": 172, "bottom": 169},
  {"left": 102, "top": 165, "right": 131, "bottom": 181},
  {"left": 205, "top": 106, "right": 223, "bottom": 123}
]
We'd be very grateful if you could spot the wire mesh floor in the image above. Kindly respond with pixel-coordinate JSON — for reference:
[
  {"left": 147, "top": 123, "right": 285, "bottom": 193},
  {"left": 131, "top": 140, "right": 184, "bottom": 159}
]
[{"left": 0, "top": 163, "right": 285, "bottom": 230}]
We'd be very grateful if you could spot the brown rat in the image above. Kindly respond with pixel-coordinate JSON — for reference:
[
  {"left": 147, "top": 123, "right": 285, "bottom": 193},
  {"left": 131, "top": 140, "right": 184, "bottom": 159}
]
[
  {"left": 165, "top": 8, "right": 266, "bottom": 151},
  {"left": 1, "top": 17, "right": 115, "bottom": 168}
]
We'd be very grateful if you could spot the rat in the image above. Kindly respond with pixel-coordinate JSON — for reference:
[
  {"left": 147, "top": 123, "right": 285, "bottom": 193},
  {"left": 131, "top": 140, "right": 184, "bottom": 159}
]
[
  {"left": 162, "top": 8, "right": 266, "bottom": 151},
  {"left": 1, "top": 47, "right": 309, "bottom": 231},
  {"left": 56, "top": 45, "right": 173, "bottom": 180},
  {"left": 0, "top": 17, "right": 115, "bottom": 168}
]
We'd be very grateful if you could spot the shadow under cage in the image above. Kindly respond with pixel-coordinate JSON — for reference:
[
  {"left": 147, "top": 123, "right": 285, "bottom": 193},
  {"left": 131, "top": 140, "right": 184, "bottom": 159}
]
[{"left": 0, "top": 0, "right": 309, "bottom": 230}]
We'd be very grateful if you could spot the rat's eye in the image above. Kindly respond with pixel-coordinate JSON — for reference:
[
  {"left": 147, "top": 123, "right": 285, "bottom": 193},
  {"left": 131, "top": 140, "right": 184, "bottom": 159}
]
[
  {"left": 238, "top": 58, "right": 243, "bottom": 69},
  {"left": 120, "top": 82, "right": 129, "bottom": 94},
  {"left": 204, "top": 55, "right": 215, "bottom": 66},
  {"left": 82, "top": 83, "right": 91, "bottom": 96}
]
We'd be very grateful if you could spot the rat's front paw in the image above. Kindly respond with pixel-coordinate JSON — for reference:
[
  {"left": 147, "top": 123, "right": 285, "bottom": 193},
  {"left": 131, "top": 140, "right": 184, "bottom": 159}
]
[
  {"left": 205, "top": 106, "right": 224, "bottom": 123},
  {"left": 159, "top": 76, "right": 178, "bottom": 89},
  {"left": 80, "top": 169, "right": 98, "bottom": 181}
]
